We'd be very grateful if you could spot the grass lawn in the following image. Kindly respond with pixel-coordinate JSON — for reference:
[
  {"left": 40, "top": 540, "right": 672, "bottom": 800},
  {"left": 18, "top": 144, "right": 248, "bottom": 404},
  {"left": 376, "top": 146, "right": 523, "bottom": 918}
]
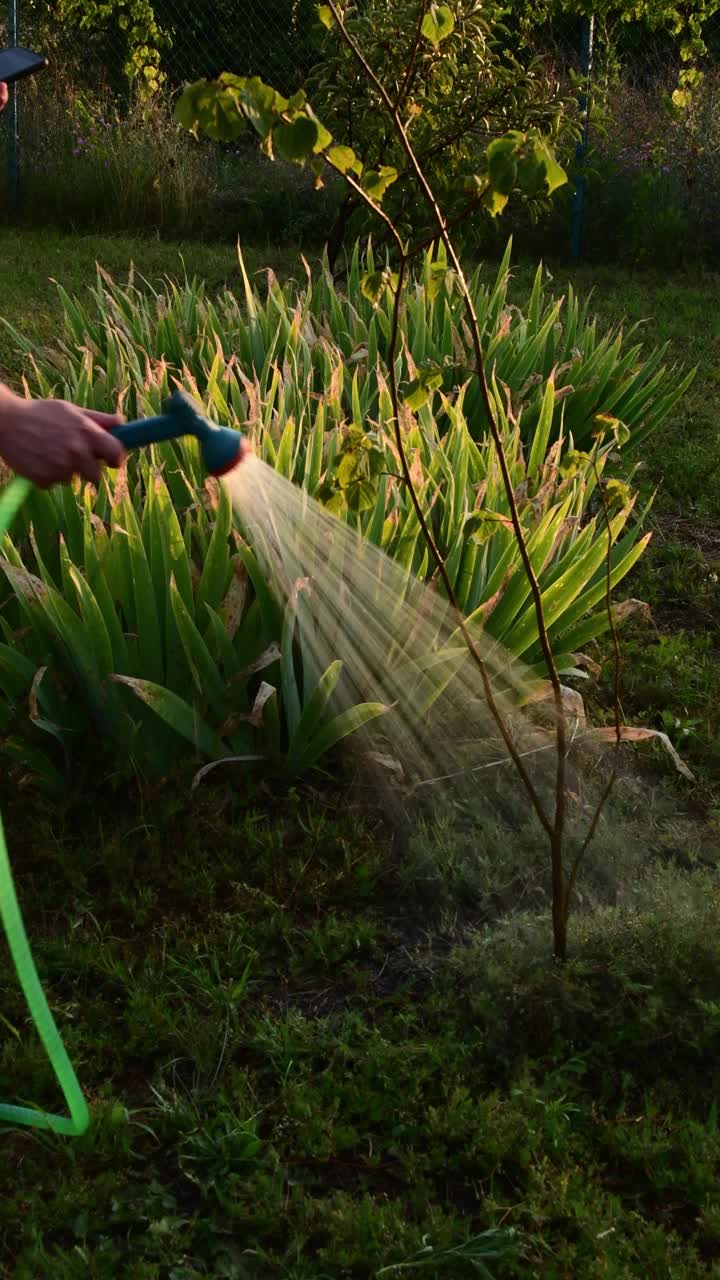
[
  {"left": 0, "top": 228, "right": 304, "bottom": 390},
  {"left": 1, "top": 228, "right": 720, "bottom": 1278}
]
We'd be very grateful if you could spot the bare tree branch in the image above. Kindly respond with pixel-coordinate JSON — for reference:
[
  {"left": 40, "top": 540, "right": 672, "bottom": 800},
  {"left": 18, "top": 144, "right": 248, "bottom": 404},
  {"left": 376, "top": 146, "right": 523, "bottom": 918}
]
[
  {"left": 325, "top": 0, "right": 569, "bottom": 946},
  {"left": 564, "top": 448, "right": 624, "bottom": 917}
]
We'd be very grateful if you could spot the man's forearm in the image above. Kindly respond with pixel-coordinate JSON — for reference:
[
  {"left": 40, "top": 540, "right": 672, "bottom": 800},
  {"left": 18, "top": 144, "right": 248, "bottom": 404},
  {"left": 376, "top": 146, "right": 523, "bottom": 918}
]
[
  {"left": 0, "top": 382, "right": 21, "bottom": 413},
  {"left": 0, "top": 384, "right": 25, "bottom": 453},
  {"left": 0, "top": 385, "right": 126, "bottom": 487}
]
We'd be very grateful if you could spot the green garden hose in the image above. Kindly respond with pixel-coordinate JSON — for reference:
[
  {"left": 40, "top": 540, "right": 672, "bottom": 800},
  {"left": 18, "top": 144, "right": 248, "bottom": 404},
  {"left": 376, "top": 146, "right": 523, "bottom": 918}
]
[
  {"left": 0, "top": 476, "right": 90, "bottom": 1136},
  {"left": 0, "top": 396, "right": 246, "bottom": 1136}
]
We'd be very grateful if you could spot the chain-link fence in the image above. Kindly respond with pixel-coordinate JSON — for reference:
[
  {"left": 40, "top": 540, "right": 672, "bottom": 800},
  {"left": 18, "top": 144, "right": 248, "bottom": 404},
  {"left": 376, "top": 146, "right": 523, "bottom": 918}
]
[
  {"left": 6, "top": 0, "right": 706, "bottom": 93},
  {"left": 2, "top": 0, "right": 323, "bottom": 94},
  {"left": 2, "top": 2, "right": 718, "bottom": 259},
  {"left": 0, "top": 0, "right": 329, "bottom": 231},
  {"left": 156, "top": 0, "right": 322, "bottom": 91}
]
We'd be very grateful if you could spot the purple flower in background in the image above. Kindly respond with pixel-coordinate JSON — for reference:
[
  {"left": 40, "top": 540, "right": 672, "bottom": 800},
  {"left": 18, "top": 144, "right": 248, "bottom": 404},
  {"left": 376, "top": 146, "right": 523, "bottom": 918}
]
[{"left": 662, "top": 165, "right": 670, "bottom": 174}]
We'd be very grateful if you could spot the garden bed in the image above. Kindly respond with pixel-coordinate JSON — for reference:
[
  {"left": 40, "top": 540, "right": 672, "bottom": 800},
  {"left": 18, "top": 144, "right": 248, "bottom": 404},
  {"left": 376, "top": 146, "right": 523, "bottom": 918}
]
[{"left": 1, "top": 231, "right": 719, "bottom": 1277}]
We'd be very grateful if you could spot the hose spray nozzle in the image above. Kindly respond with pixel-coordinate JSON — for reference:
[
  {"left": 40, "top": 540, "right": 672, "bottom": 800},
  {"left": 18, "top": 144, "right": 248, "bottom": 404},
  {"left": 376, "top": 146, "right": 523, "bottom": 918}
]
[{"left": 112, "top": 390, "right": 247, "bottom": 477}]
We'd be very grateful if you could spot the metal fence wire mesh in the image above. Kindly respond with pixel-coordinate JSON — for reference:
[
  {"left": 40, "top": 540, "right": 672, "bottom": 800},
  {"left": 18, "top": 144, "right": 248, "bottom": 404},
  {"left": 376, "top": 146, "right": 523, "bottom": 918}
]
[
  {"left": 4, "top": 2, "right": 696, "bottom": 97},
  {"left": 2, "top": 0, "right": 323, "bottom": 93},
  {"left": 2, "top": 3, "right": 719, "bottom": 258},
  {"left": 158, "top": 0, "right": 322, "bottom": 91}
]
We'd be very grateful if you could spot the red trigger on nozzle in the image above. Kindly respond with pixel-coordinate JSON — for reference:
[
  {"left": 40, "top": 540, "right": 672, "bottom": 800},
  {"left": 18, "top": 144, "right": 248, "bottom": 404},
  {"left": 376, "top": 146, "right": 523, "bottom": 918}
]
[{"left": 210, "top": 438, "right": 248, "bottom": 478}]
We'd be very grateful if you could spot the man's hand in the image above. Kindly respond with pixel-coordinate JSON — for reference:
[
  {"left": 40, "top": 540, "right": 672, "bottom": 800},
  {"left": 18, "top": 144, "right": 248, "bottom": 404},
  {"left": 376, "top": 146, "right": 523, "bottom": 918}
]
[
  {"left": 0, "top": 82, "right": 8, "bottom": 112},
  {"left": 0, "top": 389, "right": 126, "bottom": 487}
]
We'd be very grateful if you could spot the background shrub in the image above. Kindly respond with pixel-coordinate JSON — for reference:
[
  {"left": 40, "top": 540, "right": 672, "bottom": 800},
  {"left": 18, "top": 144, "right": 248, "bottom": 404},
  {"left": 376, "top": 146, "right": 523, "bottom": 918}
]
[
  {"left": 509, "top": 66, "right": 720, "bottom": 266},
  {"left": 0, "top": 71, "right": 342, "bottom": 243}
]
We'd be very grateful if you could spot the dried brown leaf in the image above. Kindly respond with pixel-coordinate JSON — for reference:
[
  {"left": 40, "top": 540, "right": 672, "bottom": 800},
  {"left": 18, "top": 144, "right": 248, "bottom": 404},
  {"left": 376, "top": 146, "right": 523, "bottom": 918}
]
[
  {"left": 223, "top": 680, "right": 277, "bottom": 731},
  {"left": 365, "top": 751, "right": 405, "bottom": 782},
  {"left": 289, "top": 576, "right": 312, "bottom": 610},
  {"left": 29, "top": 666, "right": 47, "bottom": 722},
  {"left": 221, "top": 557, "right": 249, "bottom": 638},
  {"left": 525, "top": 682, "right": 588, "bottom": 728},
  {"left": 572, "top": 652, "right": 603, "bottom": 677},
  {"left": 471, "top": 567, "right": 513, "bottom": 628},
  {"left": 204, "top": 475, "right": 220, "bottom": 512},
  {"left": 408, "top": 447, "right": 424, "bottom": 492},
  {"left": 590, "top": 725, "right": 695, "bottom": 781},
  {"left": 112, "top": 460, "right": 130, "bottom": 506},
  {"left": 234, "top": 642, "right": 281, "bottom": 682},
  {"left": 613, "top": 598, "right": 652, "bottom": 625}
]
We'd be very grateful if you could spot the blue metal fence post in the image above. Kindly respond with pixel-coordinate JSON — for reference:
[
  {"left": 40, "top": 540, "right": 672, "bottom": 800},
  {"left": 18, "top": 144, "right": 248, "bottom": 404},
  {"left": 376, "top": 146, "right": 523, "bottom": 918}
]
[
  {"left": 6, "top": 0, "right": 19, "bottom": 207},
  {"left": 570, "top": 14, "right": 595, "bottom": 261}
]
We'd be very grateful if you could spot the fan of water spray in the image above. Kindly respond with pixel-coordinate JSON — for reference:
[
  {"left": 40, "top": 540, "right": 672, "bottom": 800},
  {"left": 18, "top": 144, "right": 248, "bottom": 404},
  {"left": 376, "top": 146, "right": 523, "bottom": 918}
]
[{"left": 223, "top": 454, "right": 587, "bottom": 835}]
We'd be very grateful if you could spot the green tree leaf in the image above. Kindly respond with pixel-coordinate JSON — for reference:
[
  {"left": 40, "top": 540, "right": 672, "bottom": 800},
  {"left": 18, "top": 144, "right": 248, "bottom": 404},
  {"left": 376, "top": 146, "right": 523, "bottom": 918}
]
[
  {"left": 486, "top": 135, "right": 519, "bottom": 197},
  {"left": 605, "top": 479, "right": 633, "bottom": 509},
  {"left": 363, "top": 166, "right": 399, "bottom": 202},
  {"left": 346, "top": 477, "right": 378, "bottom": 513},
  {"left": 532, "top": 136, "right": 567, "bottom": 195},
  {"left": 235, "top": 75, "right": 289, "bottom": 139},
  {"left": 360, "top": 270, "right": 398, "bottom": 304},
  {"left": 405, "top": 365, "right": 443, "bottom": 411},
  {"left": 291, "top": 699, "right": 388, "bottom": 774},
  {"left": 559, "top": 448, "right": 591, "bottom": 480},
  {"left": 592, "top": 413, "right": 630, "bottom": 448},
  {"left": 421, "top": 3, "right": 455, "bottom": 47},
  {"left": 273, "top": 115, "right": 324, "bottom": 162},
  {"left": 174, "top": 81, "right": 246, "bottom": 142},
  {"left": 327, "top": 144, "right": 362, "bottom": 175},
  {"left": 483, "top": 187, "right": 510, "bottom": 217}
]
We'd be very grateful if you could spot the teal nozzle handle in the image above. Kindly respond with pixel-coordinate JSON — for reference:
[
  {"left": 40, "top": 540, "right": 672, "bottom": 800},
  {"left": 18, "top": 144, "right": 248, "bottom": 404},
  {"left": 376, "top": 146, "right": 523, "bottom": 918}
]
[{"left": 113, "top": 389, "right": 246, "bottom": 477}]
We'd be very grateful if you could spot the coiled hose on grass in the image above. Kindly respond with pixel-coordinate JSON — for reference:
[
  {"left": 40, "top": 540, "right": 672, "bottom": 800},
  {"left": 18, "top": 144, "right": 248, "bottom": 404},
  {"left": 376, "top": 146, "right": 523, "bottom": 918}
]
[{"left": 0, "top": 476, "right": 89, "bottom": 1135}]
